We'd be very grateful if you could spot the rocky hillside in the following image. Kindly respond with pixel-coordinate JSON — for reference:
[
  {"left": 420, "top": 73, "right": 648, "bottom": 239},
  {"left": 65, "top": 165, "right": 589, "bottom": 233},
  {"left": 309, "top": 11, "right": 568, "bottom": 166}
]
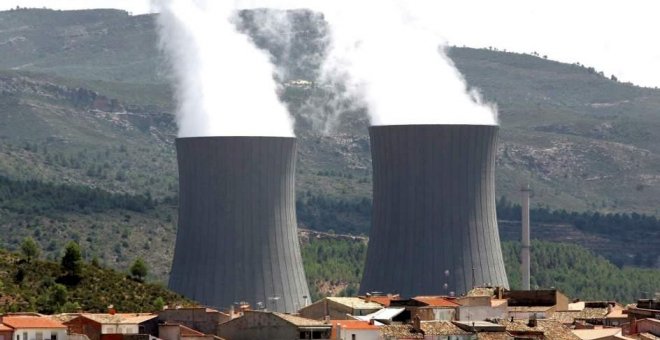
[
  {"left": 1, "top": 8, "right": 660, "bottom": 213},
  {"left": 0, "top": 8, "right": 659, "bottom": 283}
]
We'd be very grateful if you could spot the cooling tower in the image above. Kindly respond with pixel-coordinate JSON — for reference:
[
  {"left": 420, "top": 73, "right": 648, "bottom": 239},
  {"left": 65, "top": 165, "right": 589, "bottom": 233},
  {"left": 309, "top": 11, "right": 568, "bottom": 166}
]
[
  {"left": 169, "top": 137, "right": 310, "bottom": 313},
  {"left": 360, "top": 125, "right": 509, "bottom": 297}
]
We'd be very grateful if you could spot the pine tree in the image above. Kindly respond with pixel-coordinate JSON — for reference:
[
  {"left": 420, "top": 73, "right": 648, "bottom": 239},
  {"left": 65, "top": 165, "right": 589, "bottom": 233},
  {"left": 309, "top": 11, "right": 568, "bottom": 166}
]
[
  {"left": 20, "top": 237, "right": 40, "bottom": 263},
  {"left": 130, "top": 258, "right": 148, "bottom": 282},
  {"left": 61, "top": 241, "right": 83, "bottom": 278}
]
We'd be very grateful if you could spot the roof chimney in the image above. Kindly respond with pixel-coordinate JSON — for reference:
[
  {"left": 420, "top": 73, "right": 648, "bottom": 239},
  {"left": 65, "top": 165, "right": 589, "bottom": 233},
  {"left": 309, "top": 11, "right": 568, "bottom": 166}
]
[
  {"left": 108, "top": 305, "right": 116, "bottom": 315},
  {"left": 412, "top": 315, "right": 421, "bottom": 332},
  {"left": 527, "top": 314, "right": 537, "bottom": 328}
]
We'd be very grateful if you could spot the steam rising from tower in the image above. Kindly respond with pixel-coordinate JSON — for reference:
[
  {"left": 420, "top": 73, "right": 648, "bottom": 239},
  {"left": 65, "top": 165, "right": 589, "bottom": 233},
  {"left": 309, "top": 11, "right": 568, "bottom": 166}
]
[
  {"left": 155, "top": 0, "right": 293, "bottom": 137},
  {"left": 169, "top": 137, "right": 309, "bottom": 312},
  {"left": 360, "top": 125, "right": 509, "bottom": 297},
  {"left": 317, "top": 0, "right": 497, "bottom": 126}
]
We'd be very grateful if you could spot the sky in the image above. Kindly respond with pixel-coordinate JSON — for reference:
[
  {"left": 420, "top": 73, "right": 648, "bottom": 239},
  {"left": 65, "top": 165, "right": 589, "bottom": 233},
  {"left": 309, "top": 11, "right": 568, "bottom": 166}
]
[{"left": 1, "top": 0, "right": 659, "bottom": 88}]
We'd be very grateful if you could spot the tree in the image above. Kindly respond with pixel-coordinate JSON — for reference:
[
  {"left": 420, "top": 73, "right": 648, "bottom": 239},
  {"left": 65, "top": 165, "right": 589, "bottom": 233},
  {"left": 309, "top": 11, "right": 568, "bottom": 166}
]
[
  {"left": 153, "top": 297, "right": 165, "bottom": 311},
  {"left": 49, "top": 283, "right": 68, "bottom": 308},
  {"left": 61, "top": 301, "right": 81, "bottom": 313},
  {"left": 61, "top": 241, "right": 83, "bottom": 278},
  {"left": 21, "top": 237, "right": 40, "bottom": 263},
  {"left": 130, "top": 258, "right": 148, "bottom": 282}
]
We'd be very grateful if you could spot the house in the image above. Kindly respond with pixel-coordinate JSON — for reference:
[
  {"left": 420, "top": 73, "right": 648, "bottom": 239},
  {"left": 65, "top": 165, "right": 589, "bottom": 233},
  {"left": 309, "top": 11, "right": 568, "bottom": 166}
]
[
  {"left": 0, "top": 315, "right": 68, "bottom": 340},
  {"left": 498, "top": 318, "right": 580, "bottom": 340},
  {"left": 298, "top": 298, "right": 382, "bottom": 320},
  {"left": 380, "top": 320, "right": 474, "bottom": 339},
  {"left": 552, "top": 302, "right": 626, "bottom": 327},
  {"left": 455, "top": 295, "right": 507, "bottom": 321},
  {"left": 158, "top": 308, "right": 231, "bottom": 335},
  {"left": 635, "top": 319, "right": 660, "bottom": 338},
  {"left": 388, "top": 297, "right": 459, "bottom": 322},
  {"left": 158, "top": 323, "right": 224, "bottom": 340},
  {"left": 216, "top": 310, "right": 331, "bottom": 340},
  {"left": 331, "top": 320, "right": 379, "bottom": 340},
  {"left": 626, "top": 299, "right": 660, "bottom": 334},
  {"left": 603, "top": 306, "right": 628, "bottom": 328},
  {"left": 64, "top": 313, "right": 158, "bottom": 340},
  {"left": 361, "top": 294, "right": 400, "bottom": 307},
  {"left": 572, "top": 328, "right": 631, "bottom": 340},
  {"left": 355, "top": 308, "right": 406, "bottom": 325},
  {"left": 503, "top": 289, "right": 570, "bottom": 319},
  {"left": 453, "top": 320, "right": 506, "bottom": 333},
  {"left": 0, "top": 323, "right": 13, "bottom": 340}
]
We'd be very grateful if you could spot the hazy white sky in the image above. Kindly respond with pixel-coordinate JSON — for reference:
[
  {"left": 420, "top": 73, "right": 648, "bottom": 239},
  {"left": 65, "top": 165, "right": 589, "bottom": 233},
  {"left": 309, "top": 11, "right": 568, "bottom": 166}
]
[{"left": 1, "top": 0, "right": 659, "bottom": 88}]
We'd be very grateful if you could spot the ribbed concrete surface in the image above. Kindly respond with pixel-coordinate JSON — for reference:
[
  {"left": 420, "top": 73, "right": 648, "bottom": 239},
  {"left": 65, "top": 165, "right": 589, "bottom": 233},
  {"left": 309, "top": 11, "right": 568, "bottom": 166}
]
[
  {"left": 169, "top": 137, "right": 310, "bottom": 312},
  {"left": 360, "top": 125, "right": 509, "bottom": 297}
]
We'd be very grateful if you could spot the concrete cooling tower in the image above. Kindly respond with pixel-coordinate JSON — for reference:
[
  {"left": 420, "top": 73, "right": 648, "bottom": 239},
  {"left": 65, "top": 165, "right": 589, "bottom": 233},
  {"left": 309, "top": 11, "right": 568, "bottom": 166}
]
[
  {"left": 360, "top": 125, "right": 509, "bottom": 297},
  {"left": 169, "top": 137, "right": 310, "bottom": 313}
]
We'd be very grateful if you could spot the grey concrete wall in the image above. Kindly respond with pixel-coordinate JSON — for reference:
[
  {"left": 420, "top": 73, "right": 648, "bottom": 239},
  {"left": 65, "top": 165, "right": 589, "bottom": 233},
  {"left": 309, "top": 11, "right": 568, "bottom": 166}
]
[
  {"left": 360, "top": 125, "right": 509, "bottom": 297},
  {"left": 169, "top": 137, "right": 310, "bottom": 313},
  {"left": 216, "top": 312, "right": 299, "bottom": 340}
]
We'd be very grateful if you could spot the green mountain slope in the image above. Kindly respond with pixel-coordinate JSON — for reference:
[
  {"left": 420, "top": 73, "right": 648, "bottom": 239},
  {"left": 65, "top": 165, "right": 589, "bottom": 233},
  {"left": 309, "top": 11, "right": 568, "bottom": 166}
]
[
  {"left": 2, "top": 8, "right": 660, "bottom": 214},
  {"left": 0, "top": 249, "right": 189, "bottom": 313}
]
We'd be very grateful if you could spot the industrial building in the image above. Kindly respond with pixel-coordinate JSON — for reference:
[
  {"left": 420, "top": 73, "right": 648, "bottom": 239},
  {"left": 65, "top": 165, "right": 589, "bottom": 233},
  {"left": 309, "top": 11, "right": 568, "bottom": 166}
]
[
  {"left": 360, "top": 124, "right": 509, "bottom": 297},
  {"left": 169, "top": 137, "right": 310, "bottom": 312}
]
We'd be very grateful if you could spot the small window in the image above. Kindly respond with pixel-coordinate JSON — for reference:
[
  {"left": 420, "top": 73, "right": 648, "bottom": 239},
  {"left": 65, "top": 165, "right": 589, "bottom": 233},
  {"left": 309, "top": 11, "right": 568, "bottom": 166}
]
[
  {"left": 51, "top": 333, "right": 57, "bottom": 340},
  {"left": 351, "top": 335, "right": 356, "bottom": 340},
  {"left": 23, "top": 332, "right": 27, "bottom": 340},
  {"left": 36, "top": 333, "right": 43, "bottom": 340}
]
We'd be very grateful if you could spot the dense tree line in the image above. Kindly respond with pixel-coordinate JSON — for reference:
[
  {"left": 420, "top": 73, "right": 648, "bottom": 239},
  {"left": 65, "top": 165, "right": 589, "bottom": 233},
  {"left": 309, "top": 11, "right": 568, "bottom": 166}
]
[
  {"left": 298, "top": 194, "right": 660, "bottom": 244},
  {"left": 301, "top": 237, "right": 367, "bottom": 301},
  {"left": 301, "top": 238, "right": 659, "bottom": 303},
  {"left": 296, "top": 193, "right": 371, "bottom": 235},
  {"left": 496, "top": 196, "right": 660, "bottom": 240},
  {"left": 501, "top": 241, "right": 660, "bottom": 303},
  {"left": 0, "top": 176, "right": 155, "bottom": 214}
]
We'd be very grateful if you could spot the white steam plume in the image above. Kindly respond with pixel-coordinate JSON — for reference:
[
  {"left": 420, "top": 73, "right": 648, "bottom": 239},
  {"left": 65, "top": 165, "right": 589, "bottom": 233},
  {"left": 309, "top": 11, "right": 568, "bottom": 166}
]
[
  {"left": 317, "top": 0, "right": 498, "bottom": 126},
  {"left": 154, "top": 0, "right": 294, "bottom": 137}
]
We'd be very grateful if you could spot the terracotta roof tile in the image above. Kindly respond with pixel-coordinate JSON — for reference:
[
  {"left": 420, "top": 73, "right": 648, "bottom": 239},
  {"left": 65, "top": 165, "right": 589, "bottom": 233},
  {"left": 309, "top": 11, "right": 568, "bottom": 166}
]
[
  {"left": 272, "top": 313, "right": 330, "bottom": 328},
  {"left": 2, "top": 316, "right": 67, "bottom": 329},
  {"left": 477, "top": 332, "right": 513, "bottom": 340},
  {"left": 366, "top": 296, "right": 398, "bottom": 307},
  {"left": 331, "top": 320, "right": 379, "bottom": 339},
  {"left": 73, "top": 313, "right": 157, "bottom": 325},
  {"left": 413, "top": 296, "right": 460, "bottom": 307},
  {"left": 499, "top": 319, "right": 580, "bottom": 340},
  {"left": 327, "top": 297, "right": 383, "bottom": 310},
  {"left": 332, "top": 320, "right": 378, "bottom": 330},
  {"left": 552, "top": 308, "right": 608, "bottom": 324},
  {"left": 381, "top": 321, "right": 471, "bottom": 338}
]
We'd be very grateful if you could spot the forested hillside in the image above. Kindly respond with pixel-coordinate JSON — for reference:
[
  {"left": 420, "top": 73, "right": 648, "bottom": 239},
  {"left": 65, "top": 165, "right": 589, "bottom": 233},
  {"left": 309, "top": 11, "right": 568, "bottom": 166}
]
[
  {"left": 300, "top": 237, "right": 660, "bottom": 303},
  {"left": 0, "top": 248, "right": 189, "bottom": 313}
]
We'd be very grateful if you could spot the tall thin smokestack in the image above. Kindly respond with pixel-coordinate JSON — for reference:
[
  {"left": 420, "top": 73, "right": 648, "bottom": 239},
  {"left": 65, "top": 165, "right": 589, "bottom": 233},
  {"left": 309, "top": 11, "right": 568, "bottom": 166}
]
[
  {"left": 169, "top": 137, "right": 309, "bottom": 312},
  {"left": 521, "top": 184, "right": 531, "bottom": 290},
  {"left": 360, "top": 125, "right": 509, "bottom": 297}
]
